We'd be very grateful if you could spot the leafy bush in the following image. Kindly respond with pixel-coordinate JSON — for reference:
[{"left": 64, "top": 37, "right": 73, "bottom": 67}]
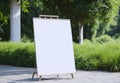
[
  {"left": 74, "top": 40, "right": 120, "bottom": 72},
  {"left": 0, "top": 42, "right": 36, "bottom": 67},
  {"left": 0, "top": 41, "right": 120, "bottom": 72},
  {"left": 95, "top": 35, "right": 115, "bottom": 44}
]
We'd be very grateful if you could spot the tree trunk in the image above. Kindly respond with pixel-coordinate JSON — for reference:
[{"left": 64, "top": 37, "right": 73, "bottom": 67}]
[
  {"left": 79, "top": 22, "right": 83, "bottom": 44},
  {"left": 10, "top": 0, "right": 21, "bottom": 42}
]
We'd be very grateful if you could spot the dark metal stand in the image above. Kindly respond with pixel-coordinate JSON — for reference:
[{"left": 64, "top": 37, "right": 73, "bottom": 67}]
[
  {"left": 32, "top": 72, "right": 37, "bottom": 79},
  {"left": 71, "top": 73, "right": 74, "bottom": 78}
]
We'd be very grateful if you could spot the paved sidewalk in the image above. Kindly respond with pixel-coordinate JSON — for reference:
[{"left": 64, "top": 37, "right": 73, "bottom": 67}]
[{"left": 0, "top": 65, "right": 120, "bottom": 83}]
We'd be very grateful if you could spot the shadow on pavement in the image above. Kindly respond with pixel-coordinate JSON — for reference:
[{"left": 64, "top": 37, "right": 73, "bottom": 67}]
[
  {"left": 15, "top": 77, "right": 72, "bottom": 82},
  {"left": 0, "top": 65, "right": 36, "bottom": 76}
]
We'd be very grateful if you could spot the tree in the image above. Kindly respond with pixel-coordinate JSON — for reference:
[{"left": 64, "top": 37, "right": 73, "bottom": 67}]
[
  {"left": 107, "top": 10, "right": 120, "bottom": 38},
  {"left": 0, "top": 0, "right": 10, "bottom": 41},
  {"left": 21, "top": 0, "right": 44, "bottom": 41},
  {"left": 1, "top": 0, "right": 119, "bottom": 42},
  {"left": 41, "top": 0, "right": 120, "bottom": 44},
  {"left": 93, "top": 0, "right": 120, "bottom": 38}
]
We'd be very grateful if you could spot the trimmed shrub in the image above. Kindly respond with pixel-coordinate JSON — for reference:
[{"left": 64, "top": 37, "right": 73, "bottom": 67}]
[
  {"left": 74, "top": 40, "right": 120, "bottom": 72},
  {"left": 0, "top": 41, "right": 120, "bottom": 72},
  {"left": 0, "top": 42, "right": 36, "bottom": 67}
]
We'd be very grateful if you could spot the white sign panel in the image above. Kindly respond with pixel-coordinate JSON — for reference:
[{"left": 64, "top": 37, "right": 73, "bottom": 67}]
[{"left": 33, "top": 18, "right": 76, "bottom": 75}]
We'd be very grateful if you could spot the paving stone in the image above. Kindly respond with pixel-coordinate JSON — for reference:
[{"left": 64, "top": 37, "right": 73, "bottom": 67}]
[{"left": 0, "top": 65, "right": 120, "bottom": 83}]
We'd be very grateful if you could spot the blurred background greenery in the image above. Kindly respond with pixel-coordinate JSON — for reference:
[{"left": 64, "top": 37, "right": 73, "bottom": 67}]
[
  {"left": 0, "top": 0, "right": 120, "bottom": 42},
  {"left": 0, "top": 0, "right": 120, "bottom": 71}
]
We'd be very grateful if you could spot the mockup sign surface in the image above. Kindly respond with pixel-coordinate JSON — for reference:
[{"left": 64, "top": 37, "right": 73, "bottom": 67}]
[{"left": 33, "top": 18, "right": 76, "bottom": 75}]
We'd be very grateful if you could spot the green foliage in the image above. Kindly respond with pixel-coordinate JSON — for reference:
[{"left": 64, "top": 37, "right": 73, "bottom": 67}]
[
  {"left": 21, "top": 0, "right": 44, "bottom": 40},
  {"left": 40, "top": 0, "right": 120, "bottom": 40},
  {"left": 0, "top": 0, "right": 10, "bottom": 41},
  {"left": 0, "top": 0, "right": 120, "bottom": 41},
  {"left": 107, "top": 10, "right": 120, "bottom": 38},
  {"left": 98, "top": 0, "right": 120, "bottom": 35},
  {"left": 74, "top": 39, "right": 120, "bottom": 71},
  {"left": 0, "top": 39, "right": 120, "bottom": 72},
  {"left": 21, "top": 35, "right": 33, "bottom": 42},
  {"left": 0, "top": 42, "right": 36, "bottom": 67},
  {"left": 95, "top": 35, "right": 114, "bottom": 44},
  {"left": 90, "top": 0, "right": 120, "bottom": 39},
  {"left": 21, "top": 0, "right": 30, "bottom": 12}
]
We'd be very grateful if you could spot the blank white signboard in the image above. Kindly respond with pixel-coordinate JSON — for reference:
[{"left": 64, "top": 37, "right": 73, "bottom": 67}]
[{"left": 33, "top": 18, "right": 76, "bottom": 75}]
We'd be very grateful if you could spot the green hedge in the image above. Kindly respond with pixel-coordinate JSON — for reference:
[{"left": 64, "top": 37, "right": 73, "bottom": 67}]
[
  {"left": 0, "top": 41, "right": 120, "bottom": 71},
  {"left": 74, "top": 39, "right": 120, "bottom": 72},
  {"left": 0, "top": 42, "right": 36, "bottom": 67}
]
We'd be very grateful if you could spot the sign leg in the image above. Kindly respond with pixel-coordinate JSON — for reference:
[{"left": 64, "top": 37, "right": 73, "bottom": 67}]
[
  {"left": 39, "top": 75, "right": 42, "bottom": 80},
  {"left": 57, "top": 74, "right": 59, "bottom": 77},
  {"left": 71, "top": 73, "right": 74, "bottom": 78},
  {"left": 32, "top": 72, "right": 37, "bottom": 79}
]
